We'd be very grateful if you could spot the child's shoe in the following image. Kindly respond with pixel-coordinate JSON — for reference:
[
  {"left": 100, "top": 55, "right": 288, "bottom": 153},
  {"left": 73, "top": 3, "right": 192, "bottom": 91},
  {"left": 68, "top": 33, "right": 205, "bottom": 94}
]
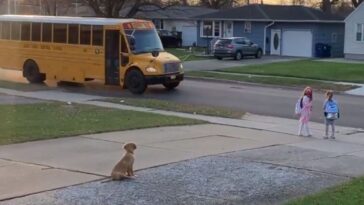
[{"left": 323, "top": 136, "right": 329, "bottom": 139}]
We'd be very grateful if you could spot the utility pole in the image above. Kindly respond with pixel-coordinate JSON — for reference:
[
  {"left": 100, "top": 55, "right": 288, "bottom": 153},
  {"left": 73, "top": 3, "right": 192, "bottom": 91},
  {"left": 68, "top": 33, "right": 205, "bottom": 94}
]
[
  {"left": 7, "top": 0, "right": 10, "bottom": 14},
  {"left": 14, "top": 0, "right": 17, "bottom": 14},
  {"left": 39, "top": 0, "right": 42, "bottom": 15}
]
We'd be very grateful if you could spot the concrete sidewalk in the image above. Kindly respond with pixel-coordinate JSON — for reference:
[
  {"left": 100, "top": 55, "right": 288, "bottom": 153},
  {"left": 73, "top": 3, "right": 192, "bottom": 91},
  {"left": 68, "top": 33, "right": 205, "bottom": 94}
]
[{"left": 1, "top": 87, "right": 364, "bottom": 203}]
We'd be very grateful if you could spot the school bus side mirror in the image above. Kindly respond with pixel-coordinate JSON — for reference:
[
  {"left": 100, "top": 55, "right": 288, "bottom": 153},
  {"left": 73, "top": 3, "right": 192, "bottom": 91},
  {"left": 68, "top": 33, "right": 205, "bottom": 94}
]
[
  {"left": 129, "top": 37, "right": 135, "bottom": 46},
  {"left": 152, "top": 50, "right": 159, "bottom": 57}
]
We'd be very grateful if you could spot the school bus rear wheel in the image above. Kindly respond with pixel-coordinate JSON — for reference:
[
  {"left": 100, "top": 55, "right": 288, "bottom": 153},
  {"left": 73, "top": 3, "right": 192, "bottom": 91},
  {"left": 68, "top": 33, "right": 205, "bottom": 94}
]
[
  {"left": 125, "top": 69, "right": 147, "bottom": 94},
  {"left": 23, "top": 60, "right": 46, "bottom": 84}
]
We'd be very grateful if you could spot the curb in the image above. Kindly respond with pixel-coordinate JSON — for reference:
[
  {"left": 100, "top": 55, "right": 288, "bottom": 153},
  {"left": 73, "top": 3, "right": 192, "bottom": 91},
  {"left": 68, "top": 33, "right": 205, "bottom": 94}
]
[
  {"left": 184, "top": 76, "right": 348, "bottom": 94},
  {"left": 184, "top": 76, "right": 361, "bottom": 97}
]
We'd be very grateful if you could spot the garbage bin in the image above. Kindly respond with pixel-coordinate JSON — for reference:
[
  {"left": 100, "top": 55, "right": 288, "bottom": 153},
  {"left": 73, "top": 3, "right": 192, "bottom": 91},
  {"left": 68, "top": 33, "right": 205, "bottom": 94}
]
[{"left": 315, "top": 43, "right": 331, "bottom": 58}]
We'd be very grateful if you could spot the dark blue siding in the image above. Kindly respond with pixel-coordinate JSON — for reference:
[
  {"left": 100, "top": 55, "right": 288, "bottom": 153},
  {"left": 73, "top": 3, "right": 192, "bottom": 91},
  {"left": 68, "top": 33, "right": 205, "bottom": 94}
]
[
  {"left": 232, "top": 21, "right": 266, "bottom": 50},
  {"left": 314, "top": 23, "right": 345, "bottom": 57}
]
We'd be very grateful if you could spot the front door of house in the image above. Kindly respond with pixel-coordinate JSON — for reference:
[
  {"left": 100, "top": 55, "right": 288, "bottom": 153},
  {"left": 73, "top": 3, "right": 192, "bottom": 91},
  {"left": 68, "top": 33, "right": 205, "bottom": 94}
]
[
  {"left": 270, "top": 29, "right": 281, "bottom": 55},
  {"left": 223, "top": 21, "right": 233, "bottom": 37}
]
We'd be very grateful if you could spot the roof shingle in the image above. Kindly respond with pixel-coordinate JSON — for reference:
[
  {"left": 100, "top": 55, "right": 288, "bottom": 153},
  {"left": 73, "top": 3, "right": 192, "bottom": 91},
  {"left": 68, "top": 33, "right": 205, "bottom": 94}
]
[{"left": 194, "top": 4, "right": 344, "bottom": 22}]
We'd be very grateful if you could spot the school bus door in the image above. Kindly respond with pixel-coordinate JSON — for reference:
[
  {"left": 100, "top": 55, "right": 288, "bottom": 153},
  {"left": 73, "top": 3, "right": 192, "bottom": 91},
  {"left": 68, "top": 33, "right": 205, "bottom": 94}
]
[{"left": 105, "top": 30, "right": 120, "bottom": 85}]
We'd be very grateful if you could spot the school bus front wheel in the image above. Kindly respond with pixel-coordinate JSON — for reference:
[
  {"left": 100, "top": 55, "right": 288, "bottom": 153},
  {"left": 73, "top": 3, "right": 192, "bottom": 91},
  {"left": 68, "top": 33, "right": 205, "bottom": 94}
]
[{"left": 125, "top": 69, "right": 147, "bottom": 94}]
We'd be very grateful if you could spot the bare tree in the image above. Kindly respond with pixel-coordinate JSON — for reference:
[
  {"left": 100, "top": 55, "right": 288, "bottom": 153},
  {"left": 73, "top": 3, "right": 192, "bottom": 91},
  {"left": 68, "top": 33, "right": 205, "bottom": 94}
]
[
  {"left": 81, "top": 0, "right": 176, "bottom": 18},
  {"left": 351, "top": 0, "right": 363, "bottom": 7},
  {"left": 40, "top": 0, "right": 73, "bottom": 15},
  {"left": 321, "top": 0, "right": 340, "bottom": 14},
  {"left": 198, "top": 0, "right": 237, "bottom": 9},
  {"left": 292, "top": 0, "right": 305, "bottom": 5}
]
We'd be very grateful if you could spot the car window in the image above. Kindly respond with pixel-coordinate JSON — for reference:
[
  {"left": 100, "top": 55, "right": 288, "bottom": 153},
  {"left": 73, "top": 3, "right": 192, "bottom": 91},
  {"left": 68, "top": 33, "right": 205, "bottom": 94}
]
[
  {"left": 216, "top": 39, "right": 232, "bottom": 45},
  {"left": 244, "top": 39, "right": 251, "bottom": 45},
  {"left": 235, "top": 38, "right": 245, "bottom": 44}
]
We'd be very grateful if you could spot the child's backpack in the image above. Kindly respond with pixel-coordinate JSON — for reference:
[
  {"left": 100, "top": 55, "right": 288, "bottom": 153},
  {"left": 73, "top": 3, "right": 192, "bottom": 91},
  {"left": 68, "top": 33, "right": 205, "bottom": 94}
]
[
  {"left": 325, "top": 100, "right": 339, "bottom": 119},
  {"left": 295, "top": 98, "right": 303, "bottom": 115}
]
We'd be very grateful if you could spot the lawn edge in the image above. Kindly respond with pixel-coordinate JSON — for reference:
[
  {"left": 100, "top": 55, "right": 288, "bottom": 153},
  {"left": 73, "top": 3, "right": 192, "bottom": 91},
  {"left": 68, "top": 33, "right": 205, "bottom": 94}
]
[{"left": 185, "top": 75, "right": 354, "bottom": 93}]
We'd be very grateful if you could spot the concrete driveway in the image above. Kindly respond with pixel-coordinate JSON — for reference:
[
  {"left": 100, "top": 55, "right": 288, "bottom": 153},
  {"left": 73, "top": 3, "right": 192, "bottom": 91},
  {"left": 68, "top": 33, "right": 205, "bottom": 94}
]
[{"left": 183, "top": 56, "right": 302, "bottom": 71}]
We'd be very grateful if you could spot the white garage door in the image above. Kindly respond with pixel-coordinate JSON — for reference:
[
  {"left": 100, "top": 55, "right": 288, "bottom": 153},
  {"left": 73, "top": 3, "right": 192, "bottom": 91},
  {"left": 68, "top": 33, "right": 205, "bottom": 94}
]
[
  {"left": 282, "top": 30, "right": 313, "bottom": 57},
  {"left": 181, "top": 26, "right": 197, "bottom": 47}
]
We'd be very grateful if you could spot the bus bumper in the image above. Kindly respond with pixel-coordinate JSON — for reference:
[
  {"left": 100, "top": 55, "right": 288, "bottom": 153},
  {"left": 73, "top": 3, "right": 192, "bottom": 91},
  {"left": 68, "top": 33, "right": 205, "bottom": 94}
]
[{"left": 145, "top": 73, "right": 184, "bottom": 85}]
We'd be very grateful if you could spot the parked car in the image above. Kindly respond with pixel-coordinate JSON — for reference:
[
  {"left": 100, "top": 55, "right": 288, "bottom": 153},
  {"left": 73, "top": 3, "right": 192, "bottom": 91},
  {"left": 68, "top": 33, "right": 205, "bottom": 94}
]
[
  {"left": 213, "top": 37, "right": 262, "bottom": 60},
  {"left": 157, "top": 30, "right": 182, "bottom": 48}
]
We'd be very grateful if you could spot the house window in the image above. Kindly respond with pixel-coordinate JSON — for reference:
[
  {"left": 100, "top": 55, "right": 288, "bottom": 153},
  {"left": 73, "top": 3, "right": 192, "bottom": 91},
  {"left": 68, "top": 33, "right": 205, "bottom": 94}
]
[
  {"left": 244, "top": 21, "right": 251, "bottom": 33},
  {"left": 214, "top": 21, "right": 220, "bottom": 37},
  {"left": 331, "top": 33, "right": 337, "bottom": 43},
  {"left": 201, "top": 21, "right": 221, "bottom": 38},
  {"left": 356, "top": 24, "right": 363, "bottom": 42},
  {"left": 153, "top": 20, "right": 164, "bottom": 30}
]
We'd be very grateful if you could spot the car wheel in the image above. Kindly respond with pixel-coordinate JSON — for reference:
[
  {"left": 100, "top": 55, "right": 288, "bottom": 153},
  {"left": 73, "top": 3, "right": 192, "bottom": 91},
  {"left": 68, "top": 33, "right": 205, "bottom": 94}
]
[
  {"left": 234, "top": 51, "right": 243, "bottom": 60},
  {"left": 255, "top": 50, "right": 262, "bottom": 59},
  {"left": 216, "top": 56, "right": 223, "bottom": 60},
  {"left": 163, "top": 82, "right": 180, "bottom": 90},
  {"left": 125, "top": 69, "right": 147, "bottom": 94},
  {"left": 23, "top": 60, "right": 46, "bottom": 83}
]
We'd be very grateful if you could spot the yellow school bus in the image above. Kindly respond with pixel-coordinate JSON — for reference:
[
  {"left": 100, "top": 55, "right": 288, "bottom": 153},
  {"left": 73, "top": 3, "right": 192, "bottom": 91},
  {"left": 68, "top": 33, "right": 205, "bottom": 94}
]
[{"left": 0, "top": 15, "right": 184, "bottom": 94}]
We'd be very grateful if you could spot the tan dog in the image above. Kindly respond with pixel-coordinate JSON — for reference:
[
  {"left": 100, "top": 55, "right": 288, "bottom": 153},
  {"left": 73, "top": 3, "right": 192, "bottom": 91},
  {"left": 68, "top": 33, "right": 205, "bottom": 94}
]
[{"left": 111, "top": 143, "right": 137, "bottom": 180}]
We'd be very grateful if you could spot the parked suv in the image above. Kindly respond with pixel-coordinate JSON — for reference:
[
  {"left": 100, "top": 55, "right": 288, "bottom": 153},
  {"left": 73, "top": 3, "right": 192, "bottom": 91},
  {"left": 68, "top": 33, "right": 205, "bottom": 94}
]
[
  {"left": 157, "top": 30, "right": 182, "bottom": 48},
  {"left": 213, "top": 37, "right": 262, "bottom": 60}
]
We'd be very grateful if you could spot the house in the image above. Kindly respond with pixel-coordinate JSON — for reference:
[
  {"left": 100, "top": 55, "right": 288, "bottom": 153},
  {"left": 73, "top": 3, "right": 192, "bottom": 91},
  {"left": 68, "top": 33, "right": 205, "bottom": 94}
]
[
  {"left": 344, "top": 3, "right": 364, "bottom": 60},
  {"left": 194, "top": 4, "right": 345, "bottom": 58},
  {"left": 132, "top": 6, "right": 216, "bottom": 47}
]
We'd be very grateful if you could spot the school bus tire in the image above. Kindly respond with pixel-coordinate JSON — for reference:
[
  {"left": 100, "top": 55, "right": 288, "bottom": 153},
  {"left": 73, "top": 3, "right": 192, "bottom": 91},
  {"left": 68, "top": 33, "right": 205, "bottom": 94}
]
[
  {"left": 23, "top": 60, "right": 46, "bottom": 83},
  {"left": 125, "top": 68, "right": 147, "bottom": 94}
]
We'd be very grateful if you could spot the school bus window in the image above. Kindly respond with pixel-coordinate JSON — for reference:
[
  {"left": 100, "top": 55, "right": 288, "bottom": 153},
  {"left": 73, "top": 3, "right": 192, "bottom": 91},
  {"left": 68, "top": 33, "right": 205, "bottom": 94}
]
[
  {"left": 68, "top": 24, "right": 79, "bottom": 44},
  {"left": 80, "top": 25, "right": 91, "bottom": 45},
  {"left": 53, "top": 24, "right": 67, "bottom": 43},
  {"left": 21, "top": 22, "right": 31, "bottom": 41},
  {"left": 92, "top": 25, "right": 103, "bottom": 46},
  {"left": 32, "top": 23, "right": 41, "bottom": 42},
  {"left": 42, "top": 23, "right": 52, "bottom": 42},
  {"left": 1, "top": 22, "right": 10, "bottom": 40},
  {"left": 11, "top": 22, "right": 21, "bottom": 40}
]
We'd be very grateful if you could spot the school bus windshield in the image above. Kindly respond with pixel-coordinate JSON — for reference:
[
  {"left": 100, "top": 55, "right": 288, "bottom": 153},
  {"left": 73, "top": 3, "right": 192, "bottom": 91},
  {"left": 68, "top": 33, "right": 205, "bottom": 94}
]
[{"left": 125, "top": 29, "right": 164, "bottom": 54}]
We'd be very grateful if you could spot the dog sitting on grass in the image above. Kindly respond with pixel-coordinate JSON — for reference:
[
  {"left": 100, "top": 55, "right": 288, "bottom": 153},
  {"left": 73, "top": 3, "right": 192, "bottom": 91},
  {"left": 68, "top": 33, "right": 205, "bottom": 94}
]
[{"left": 111, "top": 143, "right": 137, "bottom": 180}]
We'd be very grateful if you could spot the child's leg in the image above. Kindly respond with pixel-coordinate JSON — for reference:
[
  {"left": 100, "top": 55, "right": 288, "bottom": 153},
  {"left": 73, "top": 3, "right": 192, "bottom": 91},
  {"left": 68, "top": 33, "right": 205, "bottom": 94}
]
[
  {"left": 298, "top": 121, "right": 304, "bottom": 136},
  {"left": 331, "top": 120, "right": 336, "bottom": 138},
  {"left": 304, "top": 122, "right": 312, "bottom": 136},
  {"left": 325, "top": 119, "right": 329, "bottom": 138}
]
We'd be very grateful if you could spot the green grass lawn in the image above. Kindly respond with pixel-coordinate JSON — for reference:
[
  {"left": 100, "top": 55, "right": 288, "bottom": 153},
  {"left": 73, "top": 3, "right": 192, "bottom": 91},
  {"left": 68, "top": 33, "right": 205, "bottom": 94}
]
[
  {"left": 105, "top": 97, "right": 245, "bottom": 119},
  {"left": 0, "top": 103, "right": 203, "bottom": 145},
  {"left": 286, "top": 177, "right": 364, "bottom": 205},
  {"left": 165, "top": 48, "right": 210, "bottom": 62},
  {"left": 221, "top": 60, "right": 364, "bottom": 83},
  {"left": 186, "top": 71, "right": 357, "bottom": 92}
]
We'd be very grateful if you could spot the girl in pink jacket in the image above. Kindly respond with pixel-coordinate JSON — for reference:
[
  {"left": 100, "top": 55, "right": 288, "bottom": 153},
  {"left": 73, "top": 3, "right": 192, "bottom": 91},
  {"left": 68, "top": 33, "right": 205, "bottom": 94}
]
[{"left": 298, "top": 87, "right": 313, "bottom": 137}]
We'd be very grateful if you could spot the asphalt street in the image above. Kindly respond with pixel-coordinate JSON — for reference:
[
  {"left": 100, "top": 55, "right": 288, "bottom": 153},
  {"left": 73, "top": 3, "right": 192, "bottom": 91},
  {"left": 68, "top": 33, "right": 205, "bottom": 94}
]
[
  {"left": 60, "top": 79, "right": 364, "bottom": 129},
  {"left": 1, "top": 68, "right": 363, "bottom": 129}
]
